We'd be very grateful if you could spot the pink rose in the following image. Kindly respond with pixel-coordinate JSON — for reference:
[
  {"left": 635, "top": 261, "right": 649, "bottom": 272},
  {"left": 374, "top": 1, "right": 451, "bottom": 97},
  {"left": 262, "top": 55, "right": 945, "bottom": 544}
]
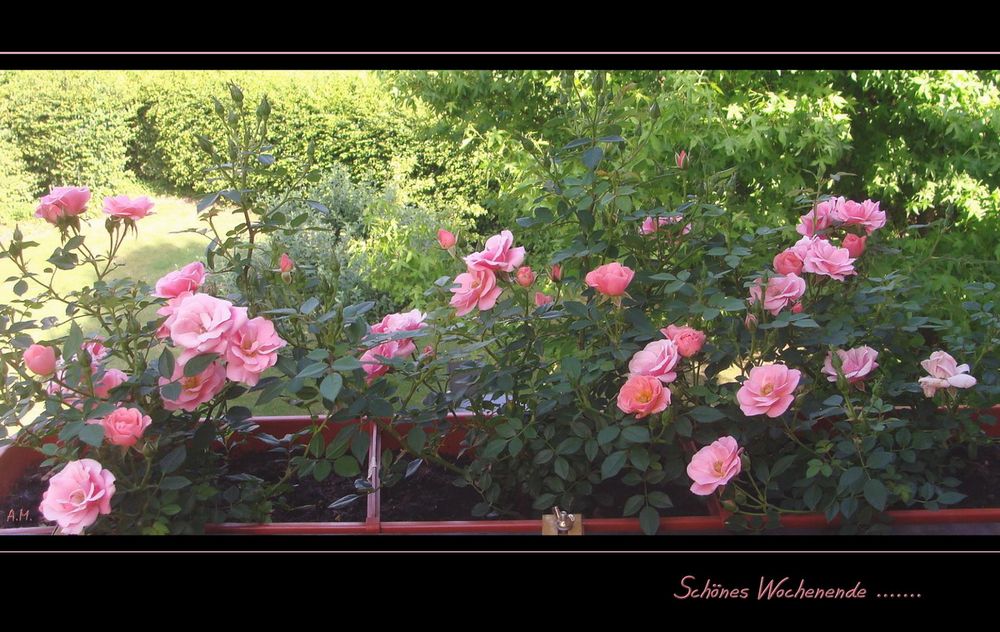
[
  {"left": 616, "top": 374, "right": 671, "bottom": 419},
  {"left": 515, "top": 266, "right": 535, "bottom": 288},
  {"left": 628, "top": 339, "right": 680, "bottom": 384},
  {"left": 790, "top": 235, "right": 822, "bottom": 261},
  {"left": 773, "top": 248, "right": 804, "bottom": 275},
  {"left": 92, "top": 368, "right": 128, "bottom": 400},
  {"left": 449, "top": 268, "right": 503, "bottom": 317},
  {"left": 662, "top": 324, "right": 706, "bottom": 358},
  {"left": 736, "top": 363, "right": 801, "bottom": 418},
  {"left": 226, "top": 316, "right": 287, "bottom": 387},
  {"left": 23, "top": 344, "right": 57, "bottom": 376},
  {"left": 168, "top": 293, "right": 245, "bottom": 355},
  {"left": 918, "top": 351, "right": 977, "bottom": 398},
  {"left": 744, "top": 313, "right": 758, "bottom": 331},
  {"left": 81, "top": 337, "right": 110, "bottom": 362},
  {"left": 437, "top": 229, "right": 456, "bottom": 250},
  {"left": 687, "top": 436, "right": 743, "bottom": 496},
  {"left": 279, "top": 253, "right": 295, "bottom": 274},
  {"left": 103, "top": 195, "right": 154, "bottom": 220},
  {"left": 791, "top": 302, "right": 803, "bottom": 314},
  {"left": 34, "top": 186, "right": 91, "bottom": 224},
  {"left": 802, "top": 239, "right": 856, "bottom": 281},
  {"left": 91, "top": 407, "right": 151, "bottom": 447},
  {"left": 370, "top": 309, "right": 428, "bottom": 336},
  {"left": 360, "top": 339, "right": 417, "bottom": 384},
  {"left": 822, "top": 346, "right": 879, "bottom": 384},
  {"left": 585, "top": 262, "right": 634, "bottom": 297},
  {"left": 842, "top": 233, "right": 867, "bottom": 258},
  {"left": 640, "top": 215, "right": 692, "bottom": 236},
  {"left": 534, "top": 292, "right": 554, "bottom": 307},
  {"left": 155, "top": 292, "right": 192, "bottom": 339},
  {"left": 748, "top": 273, "right": 807, "bottom": 316},
  {"left": 795, "top": 197, "right": 841, "bottom": 237},
  {"left": 833, "top": 199, "right": 886, "bottom": 234},
  {"left": 39, "top": 459, "right": 115, "bottom": 535},
  {"left": 464, "top": 230, "right": 526, "bottom": 273},
  {"left": 154, "top": 262, "right": 206, "bottom": 299},
  {"left": 159, "top": 358, "right": 227, "bottom": 412},
  {"left": 550, "top": 264, "right": 563, "bottom": 282}
]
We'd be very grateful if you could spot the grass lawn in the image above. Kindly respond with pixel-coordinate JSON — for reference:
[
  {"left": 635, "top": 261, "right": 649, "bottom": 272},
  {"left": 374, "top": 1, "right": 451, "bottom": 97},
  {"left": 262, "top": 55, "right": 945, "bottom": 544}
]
[{"left": 1, "top": 193, "right": 304, "bottom": 429}]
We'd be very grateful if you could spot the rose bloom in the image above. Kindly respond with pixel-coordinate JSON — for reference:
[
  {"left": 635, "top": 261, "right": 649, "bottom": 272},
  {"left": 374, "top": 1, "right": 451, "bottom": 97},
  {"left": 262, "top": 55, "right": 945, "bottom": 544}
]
[
  {"left": 833, "top": 198, "right": 886, "bottom": 234},
  {"left": 515, "top": 266, "right": 535, "bottom": 288},
  {"left": 226, "top": 316, "right": 287, "bottom": 387},
  {"left": 464, "top": 230, "right": 526, "bottom": 273},
  {"left": 585, "top": 262, "right": 635, "bottom": 297},
  {"left": 39, "top": 459, "right": 115, "bottom": 535},
  {"left": 795, "top": 197, "right": 842, "bottom": 237},
  {"left": 81, "top": 337, "right": 110, "bottom": 362},
  {"left": 687, "top": 436, "right": 743, "bottom": 496},
  {"left": 449, "top": 268, "right": 503, "bottom": 317},
  {"left": 92, "top": 368, "right": 128, "bottom": 400},
  {"left": 155, "top": 291, "right": 192, "bottom": 339},
  {"left": 534, "top": 292, "right": 554, "bottom": 307},
  {"left": 91, "top": 407, "right": 152, "bottom": 447},
  {"left": 918, "top": 350, "right": 977, "bottom": 398},
  {"left": 736, "top": 363, "right": 801, "bottom": 418},
  {"left": 773, "top": 248, "right": 804, "bottom": 275},
  {"left": 662, "top": 324, "right": 706, "bottom": 358},
  {"left": 628, "top": 339, "right": 680, "bottom": 384},
  {"left": 437, "top": 229, "right": 456, "bottom": 249},
  {"left": 154, "top": 261, "right": 206, "bottom": 299},
  {"left": 842, "top": 233, "right": 867, "bottom": 258},
  {"left": 168, "top": 293, "right": 245, "bottom": 355},
  {"left": 360, "top": 339, "right": 417, "bottom": 384},
  {"left": 370, "top": 309, "right": 427, "bottom": 336},
  {"left": 640, "top": 215, "right": 692, "bottom": 236},
  {"left": 159, "top": 359, "right": 227, "bottom": 412},
  {"left": 822, "top": 346, "right": 879, "bottom": 384},
  {"left": 748, "top": 273, "right": 807, "bottom": 316},
  {"left": 279, "top": 253, "right": 295, "bottom": 274},
  {"left": 103, "top": 195, "right": 154, "bottom": 220},
  {"left": 34, "top": 186, "right": 91, "bottom": 224},
  {"left": 616, "top": 374, "right": 671, "bottom": 418},
  {"left": 802, "top": 239, "right": 857, "bottom": 281},
  {"left": 23, "top": 344, "right": 57, "bottom": 376}
]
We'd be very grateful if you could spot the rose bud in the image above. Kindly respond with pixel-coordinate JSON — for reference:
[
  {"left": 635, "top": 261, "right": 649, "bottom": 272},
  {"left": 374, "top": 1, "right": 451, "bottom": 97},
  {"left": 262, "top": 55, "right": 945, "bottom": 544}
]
[{"left": 515, "top": 266, "right": 535, "bottom": 288}]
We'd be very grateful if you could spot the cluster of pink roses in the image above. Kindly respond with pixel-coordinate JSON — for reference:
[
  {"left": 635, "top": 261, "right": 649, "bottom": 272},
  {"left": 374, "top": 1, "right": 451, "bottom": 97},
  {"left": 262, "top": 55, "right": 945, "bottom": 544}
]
[
  {"left": 154, "top": 261, "right": 286, "bottom": 409},
  {"left": 749, "top": 197, "right": 888, "bottom": 317},
  {"left": 448, "top": 230, "right": 525, "bottom": 316},
  {"left": 360, "top": 309, "right": 428, "bottom": 384},
  {"left": 616, "top": 324, "right": 706, "bottom": 419},
  {"left": 34, "top": 185, "right": 154, "bottom": 226},
  {"left": 24, "top": 336, "right": 128, "bottom": 410}
]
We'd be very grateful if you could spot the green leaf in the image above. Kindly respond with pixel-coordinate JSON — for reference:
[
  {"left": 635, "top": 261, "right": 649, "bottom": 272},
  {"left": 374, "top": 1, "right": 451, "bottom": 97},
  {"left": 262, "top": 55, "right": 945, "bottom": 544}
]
[
  {"left": 863, "top": 479, "right": 887, "bottom": 511},
  {"left": 319, "top": 373, "right": 343, "bottom": 403},
  {"left": 553, "top": 457, "right": 570, "bottom": 480},
  {"left": 639, "top": 506, "right": 660, "bottom": 535},
  {"left": 601, "top": 450, "right": 628, "bottom": 480},
  {"left": 581, "top": 146, "right": 604, "bottom": 171},
  {"left": 296, "top": 362, "right": 327, "bottom": 379},
  {"left": 160, "top": 476, "right": 191, "bottom": 490},
  {"left": 160, "top": 381, "right": 181, "bottom": 401},
  {"left": 937, "top": 491, "right": 967, "bottom": 505},
  {"left": 555, "top": 437, "right": 583, "bottom": 455},
  {"left": 62, "top": 322, "right": 83, "bottom": 362},
  {"left": 803, "top": 484, "right": 823, "bottom": 510},
  {"left": 12, "top": 279, "right": 27, "bottom": 296},
  {"left": 157, "top": 348, "right": 175, "bottom": 379},
  {"left": 647, "top": 491, "right": 673, "bottom": 509},
  {"left": 160, "top": 446, "right": 187, "bottom": 474},
  {"left": 867, "top": 450, "right": 894, "bottom": 469},
  {"left": 332, "top": 356, "right": 363, "bottom": 372},
  {"left": 406, "top": 427, "right": 427, "bottom": 453},
  {"left": 183, "top": 353, "right": 219, "bottom": 377},
  {"left": 621, "top": 426, "right": 650, "bottom": 443},
  {"left": 313, "top": 459, "right": 332, "bottom": 482},
  {"left": 688, "top": 406, "right": 725, "bottom": 423},
  {"left": 624, "top": 494, "right": 645, "bottom": 516},
  {"left": 333, "top": 456, "right": 360, "bottom": 477},
  {"left": 78, "top": 423, "right": 105, "bottom": 447},
  {"left": 838, "top": 466, "right": 865, "bottom": 491},
  {"left": 791, "top": 318, "right": 820, "bottom": 328},
  {"left": 597, "top": 426, "right": 620, "bottom": 446}
]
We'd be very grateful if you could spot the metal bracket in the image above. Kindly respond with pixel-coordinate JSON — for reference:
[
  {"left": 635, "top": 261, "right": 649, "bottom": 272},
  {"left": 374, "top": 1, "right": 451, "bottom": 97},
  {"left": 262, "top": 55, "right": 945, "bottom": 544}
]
[{"left": 542, "top": 506, "right": 584, "bottom": 535}]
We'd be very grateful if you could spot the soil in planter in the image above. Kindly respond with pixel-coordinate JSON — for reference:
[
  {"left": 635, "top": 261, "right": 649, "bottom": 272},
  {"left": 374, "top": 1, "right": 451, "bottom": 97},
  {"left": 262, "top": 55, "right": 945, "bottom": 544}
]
[
  {"left": 957, "top": 444, "right": 1000, "bottom": 509},
  {"left": 378, "top": 460, "right": 712, "bottom": 521},
  {"left": 227, "top": 452, "right": 367, "bottom": 523},
  {"left": 0, "top": 463, "right": 47, "bottom": 528}
]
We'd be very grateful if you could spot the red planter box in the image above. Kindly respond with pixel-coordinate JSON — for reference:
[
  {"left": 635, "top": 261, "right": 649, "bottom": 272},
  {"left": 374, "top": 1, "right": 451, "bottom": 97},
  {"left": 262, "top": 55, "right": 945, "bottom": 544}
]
[{"left": 2, "top": 407, "right": 999, "bottom": 535}]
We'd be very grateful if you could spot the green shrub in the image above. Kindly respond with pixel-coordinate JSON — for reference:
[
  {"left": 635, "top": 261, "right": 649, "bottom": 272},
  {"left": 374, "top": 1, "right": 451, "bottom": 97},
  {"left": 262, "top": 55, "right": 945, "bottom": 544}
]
[{"left": 0, "top": 126, "right": 34, "bottom": 223}]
